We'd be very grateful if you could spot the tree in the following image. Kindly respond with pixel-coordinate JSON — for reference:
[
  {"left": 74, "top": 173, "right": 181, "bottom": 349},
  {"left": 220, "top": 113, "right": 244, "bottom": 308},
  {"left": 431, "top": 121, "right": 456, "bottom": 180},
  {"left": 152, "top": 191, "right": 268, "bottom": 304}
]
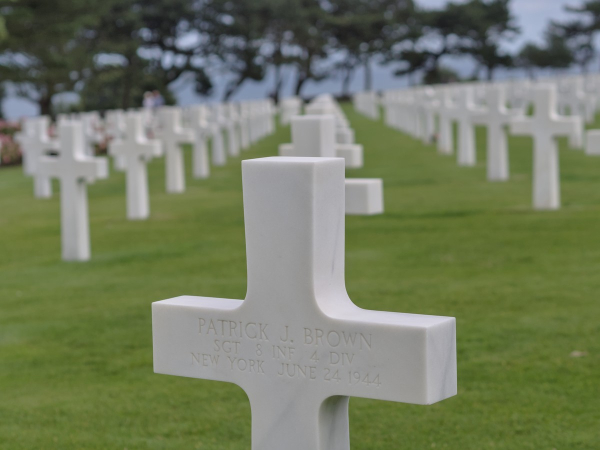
[
  {"left": 77, "top": 61, "right": 176, "bottom": 112},
  {"left": 385, "top": 3, "right": 469, "bottom": 83},
  {"left": 200, "top": 0, "right": 270, "bottom": 101},
  {"left": 553, "top": 0, "right": 600, "bottom": 72},
  {"left": 327, "top": 0, "right": 415, "bottom": 94},
  {"left": 457, "top": 0, "right": 518, "bottom": 80},
  {"left": 0, "top": 0, "right": 101, "bottom": 115},
  {"left": 385, "top": 0, "right": 517, "bottom": 83},
  {"left": 261, "top": 0, "right": 300, "bottom": 103},
  {"left": 516, "top": 32, "right": 574, "bottom": 79},
  {"left": 287, "top": 0, "right": 332, "bottom": 96},
  {"left": 82, "top": 0, "right": 210, "bottom": 110}
]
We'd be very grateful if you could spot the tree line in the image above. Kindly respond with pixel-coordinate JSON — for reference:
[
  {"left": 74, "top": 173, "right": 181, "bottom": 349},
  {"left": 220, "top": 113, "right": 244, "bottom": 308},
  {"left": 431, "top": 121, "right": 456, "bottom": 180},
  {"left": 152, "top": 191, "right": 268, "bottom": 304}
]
[{"left": 1, "top": 0, "right": 599, "bottom": 116}]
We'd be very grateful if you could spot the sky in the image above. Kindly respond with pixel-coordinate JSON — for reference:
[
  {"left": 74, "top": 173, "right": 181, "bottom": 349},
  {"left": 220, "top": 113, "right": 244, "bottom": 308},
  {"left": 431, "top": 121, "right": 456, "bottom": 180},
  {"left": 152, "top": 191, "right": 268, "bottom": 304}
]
[{"left": 1, "top": 0, "right": 582, "bottom": 119}]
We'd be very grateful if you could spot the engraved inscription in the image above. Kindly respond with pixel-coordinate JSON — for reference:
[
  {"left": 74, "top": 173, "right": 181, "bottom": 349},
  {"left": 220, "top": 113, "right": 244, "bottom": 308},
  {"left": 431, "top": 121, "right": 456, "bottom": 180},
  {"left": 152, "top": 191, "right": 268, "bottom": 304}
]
[{"left": 190, "top": 317, "right": 382, "bottom": 388}]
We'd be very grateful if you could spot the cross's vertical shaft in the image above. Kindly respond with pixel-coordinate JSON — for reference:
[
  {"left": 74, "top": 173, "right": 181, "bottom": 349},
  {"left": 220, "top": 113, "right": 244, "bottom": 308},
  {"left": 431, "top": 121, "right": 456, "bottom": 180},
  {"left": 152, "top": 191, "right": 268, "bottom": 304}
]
[
  {"left": 242, "top": 157, "right": 347, "bottom": 315},
  {"left": 127, "top": 158, "right": 149, "bottom": 220},
  {"left": 59, "top": 124, "right": 90, "bottom": 261},
  {"left": 61, "top": 178, "right": 90, "bottom": 261},
  {"left": 248, "top": 389, "right": 350, "bottom": 450}
]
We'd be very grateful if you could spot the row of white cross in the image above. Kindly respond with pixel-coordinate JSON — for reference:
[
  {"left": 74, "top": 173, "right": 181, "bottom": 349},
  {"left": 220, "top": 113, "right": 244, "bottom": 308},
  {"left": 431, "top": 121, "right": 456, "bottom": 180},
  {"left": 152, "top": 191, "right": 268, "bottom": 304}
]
[
  {"left": 152, "top": 97, "right": 454, "bottom": 447},
  {"left": 14, "top": 99, "right": 277, "bottom": 261},
  {"left": 359, "top": 75, "right": 600, "bottom": 211},
  {"left": 13, "top": 94, "right": 458, "bottom": 450}
]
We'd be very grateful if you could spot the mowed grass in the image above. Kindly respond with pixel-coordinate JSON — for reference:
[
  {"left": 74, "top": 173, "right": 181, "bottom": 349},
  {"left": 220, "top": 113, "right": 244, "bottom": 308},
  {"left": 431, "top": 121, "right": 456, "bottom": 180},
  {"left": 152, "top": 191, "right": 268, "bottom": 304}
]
[{"left": 1, "top": 105, "right": 600, "bottom": 449}]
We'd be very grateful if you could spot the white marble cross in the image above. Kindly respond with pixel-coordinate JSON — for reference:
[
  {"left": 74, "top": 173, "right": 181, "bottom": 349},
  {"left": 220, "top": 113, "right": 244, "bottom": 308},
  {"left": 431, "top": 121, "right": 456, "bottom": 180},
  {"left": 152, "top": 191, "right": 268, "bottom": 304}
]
[
  {"left": 224, "top": 104, "right": 240, "bottom": 157},
  {"left": 38, "top": 122, "right": 108, "bottom": 261},
  {"left": 80, "top": 112, "right": 104, "bottom": 156},
  {"left": 279, "top": 97, "right": 303, "bottom": 125},
  {"left": 435, "top": 88, "right": 455, "bottom": 155},
  {"left": 14, "top": 118, "right": 37, "bottom": 174},
  {"left": 158, "top": 108, "right": 194, "bottom": 193},
  {"left": 280, "top": 115, "right": 378, "bottom": 213},
  {"left": 239, "top": 103, "right": 251, "bottom": 150},
  {"left": 472, "top": 86, "right": 521, "bottom": 181},
  {"left": 419, "top": 88, "right": 439, "bottom": 144},
  {"left": 206, "top": 105, "right": 227, "bottom": 166},
  {"left": 188, "top": 106, "right": 211, "bottom": 178},
  {"left": 105, "top": 110, "right": 128, "bottom": 171},
  {"left": 153, "top": 157, "right": 457, "bottom": 450},
  {"left": 585, "top": 129, "right": 600, "bottom": 155},
  {"left": 449, "top": 86, "right": 481, "bottom": 166},
  {"left": 280, "top": 115, "right": 364, "bottom": 169},
  {"left": 109, "top": 114, "right": 162, "bottom": 220},
  {"left": 510, "top": 85, "right": 580, "bottom": 210},
  {"left": 15, "top": 116, "right": 58, "bottom": 198}
]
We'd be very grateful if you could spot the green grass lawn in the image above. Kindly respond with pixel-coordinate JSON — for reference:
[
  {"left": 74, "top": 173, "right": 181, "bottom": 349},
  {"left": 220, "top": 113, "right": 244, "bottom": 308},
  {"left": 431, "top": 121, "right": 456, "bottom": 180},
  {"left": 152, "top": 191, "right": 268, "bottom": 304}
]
[{"left": 1, "top": 106, "right": 599, "bottom": 449}]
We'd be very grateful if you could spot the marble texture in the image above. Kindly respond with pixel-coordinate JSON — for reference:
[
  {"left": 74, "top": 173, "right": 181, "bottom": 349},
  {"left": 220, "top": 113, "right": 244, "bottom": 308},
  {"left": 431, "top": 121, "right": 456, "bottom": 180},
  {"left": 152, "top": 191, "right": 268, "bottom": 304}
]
[
  {"left": 336, "top": 127, "right": 355, "bottom": 145},
  {"left": 279, "top": 97, "right": 303, "bottom": 125},
  {"left": 336, "top": 143, "right": 363, "bottom": 168},
  {"left": 188, "top": 106, "right": 211, "bottom": 179},
  {"left": 285, "top": 115, "right": 364, "bottom": 168},
  {"left": 510, "top": 85, "right": 580, "bottom": 210},
  {"left": 436, "top": 89, "right": 455, "bottom": 155},
  {"left": 158, "top": 107, "right": 194, "bottom": 193},
  {"left": 345, "top": 179, "right": 384, "bottom": 215},
  {"left": 585, "top": 130, "right": 600, "bottom": 155},
  {"left": 152, "top": 157, "right": 457, "bottom": 450},
  {"left": 109, "top": 114, "right": 162, "bottom": 220},
  {"left": 14, "top": 116, "right": 58, "bottom": 198},
  {"left": 291, "top": 115, "right": 337, "bottom": 158},
  {"left": 450, "top": 87, "right": 479, "bottom": 167},
  {"left": 105, "top": 110, "right": 127, "bottom": 171},
  {"left": 38, "top": 122, "right": 108, "bottom": 261},
  {"left": 472, "top": 86, "right": 521, "bottom": 181}
]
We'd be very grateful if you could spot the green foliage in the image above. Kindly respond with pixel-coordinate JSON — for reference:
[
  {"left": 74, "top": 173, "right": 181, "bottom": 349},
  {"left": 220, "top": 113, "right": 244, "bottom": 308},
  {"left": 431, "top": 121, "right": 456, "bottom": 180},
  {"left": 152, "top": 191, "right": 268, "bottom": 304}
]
[
  {"left": 80, "top": 0, "right": 208, "bottom": 110},
  {"left": 286, "top": 0, "right": 333, "bottom": 96},
  {"left": 0, "top": 0, "right": 208, "bottom": 113},
  {"left": 456, "top": 0, "right": 518, "bottom": 79},
  {"left": 1, "top": 107, "right": 600, "bottom": 448},
  {"left": 516, "top": 32, "right": 574, "bottom": 78},
  {"left": 0, "top": 0, "right": 101, "bottom": 115},
  {"left": 200, "top": 0, "right": 271, "bottom": 100},
  {"left": 327, "top": 0, "right": 415, "bottom": 92},
  {"left": 422, "top": 65, "right": 461, "bottom": 84},
  {"left": 549, "top": 0, "right": 600, "bottom": 73},
  {"left": 77, "top": 65, "right": 176, "bottom": 112},
  {"left": 388, "top": 0, "right": 517, "bottom": 82},
  {"left": 0, "top": 0, "right": 590, "bottom": 109}
]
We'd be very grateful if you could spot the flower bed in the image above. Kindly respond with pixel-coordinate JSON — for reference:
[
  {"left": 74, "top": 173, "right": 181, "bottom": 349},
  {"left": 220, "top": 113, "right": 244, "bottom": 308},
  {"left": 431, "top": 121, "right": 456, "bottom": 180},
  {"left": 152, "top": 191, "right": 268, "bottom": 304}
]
[{"left": 0, "top": 120, "right": 23, "bottom": 167}]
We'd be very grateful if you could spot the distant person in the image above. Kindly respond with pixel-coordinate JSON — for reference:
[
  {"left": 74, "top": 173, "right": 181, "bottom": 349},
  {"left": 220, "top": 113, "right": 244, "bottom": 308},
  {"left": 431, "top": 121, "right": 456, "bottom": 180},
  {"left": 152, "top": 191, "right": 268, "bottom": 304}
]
[
  {"left": 143, "top": 91, "right": 154, "bottom": 109},
  {"left": 153, "top": 90, "right": 165, "bottom": 108}
]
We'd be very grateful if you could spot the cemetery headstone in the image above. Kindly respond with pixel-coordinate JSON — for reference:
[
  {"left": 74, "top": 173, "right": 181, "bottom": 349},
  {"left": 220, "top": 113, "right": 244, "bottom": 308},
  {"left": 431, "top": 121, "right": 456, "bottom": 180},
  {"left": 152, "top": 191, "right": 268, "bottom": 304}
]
[
  {"left": 109, "top": 114, "right": 162, "bottom": 220},
  {"left": 450, "top": 86, "right": 480, "bottom": 167},
  {"left": 585, "top": 130, "right": 600, "bottom": 156},
  {"left": 473, "top": 86, "right": 521, "bottom": 181},
  {"left": 158, "top": 107, "right": 194, "bottom": 193},
  {"left": 282, "top": 115, "right": 381, "bottom": 214},
  {"left": 510, "top": 85, "right": 579, "bottom": 210},
  {"left": 436, "top": 88, "right": 455, "bottom": 155},
  {"left": 38, "top": 121, "right": 108, "bottom": 261},
  {"left": 189, "top": 106, "right": 211, "bottom": 179},
  {"left": 152, "top": 156, "right": 457, "bottom": 450},
  {"left": 15, "top": 116, "right": 58, "bottom": 198}
]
